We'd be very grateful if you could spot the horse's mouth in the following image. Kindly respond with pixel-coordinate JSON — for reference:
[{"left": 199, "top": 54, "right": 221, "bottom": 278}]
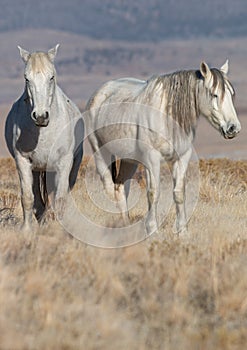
[
  {"left": 221, "top": 128, "right": 238, "bottom": 140},
  {"left": 35, "top": 121, "right": 49, "bottom": 127},
  {"left": 224, "top": 133, "right": 236, "bottom": 140},
  {"left": 220, "top": 128, "right": 239, "bottom": 140},
  {"left": 32, "top": 112, "right": 50, "bottom": 127}
]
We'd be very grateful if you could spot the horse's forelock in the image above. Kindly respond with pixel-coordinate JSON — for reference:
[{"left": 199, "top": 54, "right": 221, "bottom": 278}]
[{"left": 28, "top": 52, "right": 54, "bottom": 76}]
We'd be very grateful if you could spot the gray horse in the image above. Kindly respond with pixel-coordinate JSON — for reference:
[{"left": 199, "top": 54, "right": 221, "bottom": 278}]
[
  {"left": 5, "top": 45, "right": 83, "bottom": 232},
  {"left": 86, "top": 60, "right": 241, "bottom": 235}
]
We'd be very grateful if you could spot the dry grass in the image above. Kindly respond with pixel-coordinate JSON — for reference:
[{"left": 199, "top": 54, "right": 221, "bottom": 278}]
[{"left": 0, "top": 157, "right": 247, "bottom": 350}]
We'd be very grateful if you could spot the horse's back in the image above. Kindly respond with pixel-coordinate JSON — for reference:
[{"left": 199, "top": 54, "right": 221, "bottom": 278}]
[{"left": 87, "top": 77, "right": 147, "bottom": 110}]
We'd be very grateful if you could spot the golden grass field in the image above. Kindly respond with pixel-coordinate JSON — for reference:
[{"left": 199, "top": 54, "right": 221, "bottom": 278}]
[{"left": 0, "top": 157, "right": 247, "bottom": 349}]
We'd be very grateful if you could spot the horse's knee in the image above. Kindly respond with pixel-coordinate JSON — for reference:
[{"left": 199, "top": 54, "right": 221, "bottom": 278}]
[
  {"left": 173, "top": 189, "right": 184, "bottom": 204},
  {"left": 22, "top": 192, "right": 34, "bottom": 209},
  {"left": 103, "top": 176, "right": 115, "bottom": 198},
  {"left": 114, "top": 183, "right": 125, "bottom": 201}
]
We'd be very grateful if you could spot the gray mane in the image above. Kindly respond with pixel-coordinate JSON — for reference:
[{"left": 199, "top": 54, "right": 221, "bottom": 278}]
[{"left": 144, "top": 68, "right": 228, "bottom": 135}]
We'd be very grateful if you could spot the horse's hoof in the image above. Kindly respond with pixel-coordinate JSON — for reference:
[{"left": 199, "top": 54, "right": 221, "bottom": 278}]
[
  {"left": 20, "top": 222, "right": 33, "bottom": 233},
  {"left": 55, "top": 198, "right": 66, "bottom": 221},
  {"left": 178, "top": 227, "right": 189, "bottom": 236},
  {"left": 174, "top": 226, "right": 192, "bottom": 243}
]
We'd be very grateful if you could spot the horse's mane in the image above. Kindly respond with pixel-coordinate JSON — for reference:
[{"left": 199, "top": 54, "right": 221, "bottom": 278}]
[
  {"left": 162, "top": 70, "right": 200, "bottom": 135},
  {"left": 143, "top": 68, "right": 229, "bottom": 135}
]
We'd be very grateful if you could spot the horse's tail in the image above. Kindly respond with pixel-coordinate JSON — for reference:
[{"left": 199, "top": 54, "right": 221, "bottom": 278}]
[{"left": 40, "top": 171, "right": 49, "bottom": 209}]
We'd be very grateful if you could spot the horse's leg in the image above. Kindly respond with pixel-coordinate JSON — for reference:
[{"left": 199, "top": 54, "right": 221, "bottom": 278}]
[
  {"left": 16, "top": 155, "right": 34, "bottom": 232},
  {"left": 172, "top": 148, "right": 192, "bottom": 234},
  {"left": 88, "top": 134, "right": 114, "bottom": 197},
  {"left": 93, "top": 149, "right": 115, "bottom": 200},
  {"left": 69, "top": 116, "right": 84, "bottom": 190},
  {"left": 123, "top": 162, "right": 138, "bottom": 201},
  {"left": 54, "top": 155, "right": 73, "bottom": 219},
  {"left": 69, "top": 145, "right": 83, "bottom": 190},
  {"left": 144, "top": 151, "right": 161, "bottom": 235},
  {"left": 113, "top": 160, "right": 138, "bottom": 224},
  {"left": 32, "top": 171, "right": 46, "bottom": 222}
]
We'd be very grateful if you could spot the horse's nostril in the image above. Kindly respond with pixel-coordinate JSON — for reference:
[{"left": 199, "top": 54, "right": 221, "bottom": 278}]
[
  {"left": 45, "top": 111, "right": 49, "bottom": 119},
  {"left": 228, "top": 124, "right": 236, "bottom": 134},
  {"left": 32, "top": 111, "right": 36, "bottom": 120}
]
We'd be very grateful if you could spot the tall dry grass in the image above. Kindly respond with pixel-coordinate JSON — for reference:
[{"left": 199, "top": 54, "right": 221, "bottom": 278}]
[{"left": 0, "top": 158, "right": 247, "bottom": 350}]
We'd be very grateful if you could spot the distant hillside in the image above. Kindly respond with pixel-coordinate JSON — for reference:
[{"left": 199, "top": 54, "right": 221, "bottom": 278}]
[{"left": 1, "top": 0, "right": 247, "bottom": 41}]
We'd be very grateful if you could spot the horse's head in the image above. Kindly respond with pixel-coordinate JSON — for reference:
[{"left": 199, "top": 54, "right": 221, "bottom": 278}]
[
  {"left": 18, "top": 44, "right": 60, "bottom": 127},
  {"left": 198, "top": 60, "right": 241, "bottom": 139}
]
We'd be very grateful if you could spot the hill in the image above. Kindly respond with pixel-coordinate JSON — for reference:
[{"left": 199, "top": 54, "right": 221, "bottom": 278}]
[
  {"left": 0, "top": 0, "right": 247, "bottom": 41},
  {"left": 0, "top": 29, "right": 246, "bottom": 159}
]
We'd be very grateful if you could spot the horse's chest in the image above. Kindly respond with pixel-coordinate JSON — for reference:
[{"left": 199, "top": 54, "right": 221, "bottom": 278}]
[
  {"left": 29, "top": 142, "right": 69, "bottom": 170},
  {"left": 17, "top": 121, "right": 72, "bottom": 169},
  {"left": 30, "top": 145, "right": 50, "bottom": 168},
  {"left": 21, "top": 134, "right": 63, "bottom": 170}
]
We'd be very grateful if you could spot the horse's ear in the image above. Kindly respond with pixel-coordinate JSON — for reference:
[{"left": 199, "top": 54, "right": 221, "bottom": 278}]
[
  {"left": 220, "top": 59, "right": 229, "bottom": 75},
  {"left": 18, "top": 46, "right": 30, "bottom": 63},
  {"left": 48, "top": 44, "right": 60, "bottom": 62},
  {"left": 200, "top": 61, "right": 212, "bottom": 88}
]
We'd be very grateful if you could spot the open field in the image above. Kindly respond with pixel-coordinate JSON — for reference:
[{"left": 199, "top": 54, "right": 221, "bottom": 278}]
[{"left": 0, "top": 157, "right": 247, "bottom": 349}]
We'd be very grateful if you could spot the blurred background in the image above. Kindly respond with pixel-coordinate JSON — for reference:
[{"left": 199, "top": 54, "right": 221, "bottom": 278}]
[{"left": 0, "top": 0, "right": 246, "bottom": 158}]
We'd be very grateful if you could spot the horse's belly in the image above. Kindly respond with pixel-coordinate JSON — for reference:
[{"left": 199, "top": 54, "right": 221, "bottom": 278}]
[{"left": 95, "top": 124, "right": 176, "bottom": 160}]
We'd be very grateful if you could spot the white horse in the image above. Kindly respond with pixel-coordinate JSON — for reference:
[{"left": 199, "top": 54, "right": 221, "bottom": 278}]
[
  {"left": 5, "top": 45, "right": 83, "bottom": 232},
  {"left": 86, "top": 60, "right": 241, "bottom": 235}
]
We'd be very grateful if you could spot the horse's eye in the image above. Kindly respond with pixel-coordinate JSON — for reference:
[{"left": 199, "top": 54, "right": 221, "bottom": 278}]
[
  {"left": 213, "top": 94, "right": 218, "bottom": 99},
  {"left": 50, "top": 76, "right": 55, "bottom": 81},
  {"left": 25, "top": 77, "right": 29, "bottom": 83}
]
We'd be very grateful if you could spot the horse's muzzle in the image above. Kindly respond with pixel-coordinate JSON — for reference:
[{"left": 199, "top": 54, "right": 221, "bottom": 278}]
[
  {"left": 32, "top": 111, "right": 49, "bottom": 127},
  {"left": 221, "top": 123, "right": 240, "bottom": 139}
]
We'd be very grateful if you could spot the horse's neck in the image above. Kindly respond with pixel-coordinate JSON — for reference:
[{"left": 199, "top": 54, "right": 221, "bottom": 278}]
[
  {"left": 23, "top": 87, "right": 30, "bottom": 103},
  {"left": 51, "top": 85, "right": 67, "bottom": 110}
]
